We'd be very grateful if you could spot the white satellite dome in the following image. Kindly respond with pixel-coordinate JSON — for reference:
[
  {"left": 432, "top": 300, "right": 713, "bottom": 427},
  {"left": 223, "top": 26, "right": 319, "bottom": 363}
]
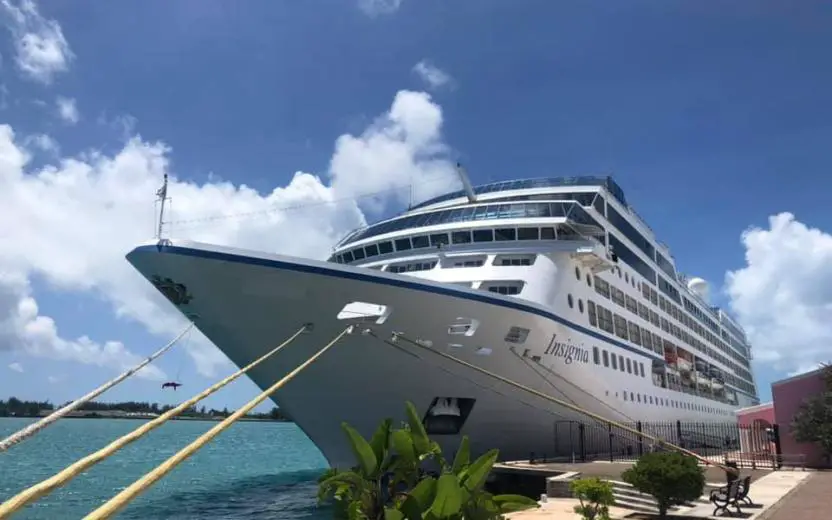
[{"left": 687, "top": 277, "right": 710, "bottom": 303}]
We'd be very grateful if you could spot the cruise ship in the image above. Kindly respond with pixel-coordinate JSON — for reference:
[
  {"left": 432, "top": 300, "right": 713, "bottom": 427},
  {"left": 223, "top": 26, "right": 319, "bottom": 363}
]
[{"left": 126, "top": 173, "right": 760, "bottom": 469}]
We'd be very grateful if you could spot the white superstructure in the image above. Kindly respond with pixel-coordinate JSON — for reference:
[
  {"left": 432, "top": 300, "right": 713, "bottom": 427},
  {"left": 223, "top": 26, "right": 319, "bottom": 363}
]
[{"left": 126, "top": 175, "right": 759, "bottom": 469}]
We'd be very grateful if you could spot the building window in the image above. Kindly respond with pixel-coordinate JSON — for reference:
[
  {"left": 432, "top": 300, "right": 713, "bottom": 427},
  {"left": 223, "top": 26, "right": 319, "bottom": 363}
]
[
  {"left": 602, "top": 350, "right": 610, "bottom": 367},
  {"left": 578, "top": 300, "right": 584, "bottom": 314},
  {"left": 567, "top": 294, "right": 574, "bottom": 308},
  {"left": 626, "top": 358, "right": 632, "bottom": 374},
  {"left": 586, "top": 274, "right": 592, "bottom": 287},
  {"left": 593, "top": 347, "right": 600, "bottom": 365},
  {"left": 611, "top": 354, "right": 618, "bottom": 370},
  {"left": 619, "top": 355, "right": 625, "bottom": 372},
  {"left": 575, "top": 266, "right": 581, "bottom": 280}
]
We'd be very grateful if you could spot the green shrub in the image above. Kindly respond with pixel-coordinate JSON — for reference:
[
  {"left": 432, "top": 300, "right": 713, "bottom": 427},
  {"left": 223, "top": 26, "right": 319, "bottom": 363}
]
[
  {"left": 621, "top": 451, "right": 705, "bottom": 519},
  {"left": 317, "top": 401, "right": 539, "bottom": 519},
  {"left": 569, "top": 477, "right": 614, "bottom": 520}
]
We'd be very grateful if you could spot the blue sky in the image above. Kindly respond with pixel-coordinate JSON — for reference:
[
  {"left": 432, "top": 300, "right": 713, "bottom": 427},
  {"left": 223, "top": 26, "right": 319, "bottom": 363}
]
[{"left": 1, "top": 0, "right": 831, "bottom": 412}]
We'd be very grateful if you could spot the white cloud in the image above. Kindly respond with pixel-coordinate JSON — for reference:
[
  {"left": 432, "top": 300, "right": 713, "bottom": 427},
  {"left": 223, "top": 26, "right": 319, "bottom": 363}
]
[
  {"left": 56, "top": 96, "right": 78, "bottom": 124},
  {"left": 23, "top": 132, "right": 58, "bottom": 154},
  {"left": 412, "top": 61, "right": 453, "bottom": 90},
  {"left": 0, "top": 270, "right": 164, "bottom": 380},
  {"left": 725, "top": 212, "right": 832, "bottom": 375},
  {"left": 358, "top": 0, "right": 402, "bottom": 17},
  {"left": 1, "top": 0, "right": 74, "bottom": 84},
  {"left": 8, "top": 361, "right": 23, "bottom": 372},
  {"left": 0, "top": 89, "right": 460, "bottom": 378},
  {"left": 47, "top": 375, "right": 59, "bottom": 383}
]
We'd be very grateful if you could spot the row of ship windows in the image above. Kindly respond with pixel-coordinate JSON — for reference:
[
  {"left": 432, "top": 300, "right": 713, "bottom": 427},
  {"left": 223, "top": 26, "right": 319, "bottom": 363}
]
[
  {"left": 582, "top": 284, "right": 754, "bottom": 397},
  {"left": 339, "top": 201, "right": 604, "bottom": 247},
  {"left": 408, "top": 177, "right": 619, "bottom": 210},
  {"left": 331, "top": 225, "right": 585, "bottom": 265},
  {"left": 595, "top": 224, "right": 747, "bottom": 356},
  {"left": 383, "top": 255, "right": 534, "bottom": 274},
  {"left": 585, "top": 336, "right": 733, "bottom": 416},
  {"left": 592, "top": 346, "right": 646, "bottom": 378},
  {"left": 642, "top": 284, "right": 754, "bottom": 385},
  {"left": 580, "top": 264, "right": 754, "bottom": 392},
  {"left": 601, "top": 198, "right": 750, "bottom": 364},
  {"left": 606, "top": 389, "right": 733, "bottom": 417},
  {"left": 565, "top": 281, "right": 743, "bottom": 406}
]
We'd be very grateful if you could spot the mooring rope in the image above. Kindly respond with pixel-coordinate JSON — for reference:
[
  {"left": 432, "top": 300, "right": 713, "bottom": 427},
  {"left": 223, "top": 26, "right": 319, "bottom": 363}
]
[
  {"left": 374, "top": 330, "right": 740, "bottom": 476},
  {"left": 0, "top": 324, "right": 311, "bottom": 519},
  {"left": 0, "top": 322, "right": 195, "bottom": 454},
  {"left": 83, "top": 325, "right": 351, "bottom": 520}
]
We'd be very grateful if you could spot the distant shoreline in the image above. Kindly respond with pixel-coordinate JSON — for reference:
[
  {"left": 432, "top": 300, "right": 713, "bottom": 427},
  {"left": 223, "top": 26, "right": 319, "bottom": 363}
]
[{"left": 1, "top": 414, "right": 292, "bottom": 423}]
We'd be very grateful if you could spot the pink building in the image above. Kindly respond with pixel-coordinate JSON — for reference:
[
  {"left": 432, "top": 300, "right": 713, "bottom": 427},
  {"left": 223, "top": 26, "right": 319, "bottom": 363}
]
[{"left": 736, "top": 366, "right": 830, "bottom": 468}]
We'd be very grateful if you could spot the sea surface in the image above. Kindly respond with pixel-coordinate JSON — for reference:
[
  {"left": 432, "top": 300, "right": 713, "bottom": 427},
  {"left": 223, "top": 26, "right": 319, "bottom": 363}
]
[{"left": 0, "top": 417, "right": 333, "bottom": 519}]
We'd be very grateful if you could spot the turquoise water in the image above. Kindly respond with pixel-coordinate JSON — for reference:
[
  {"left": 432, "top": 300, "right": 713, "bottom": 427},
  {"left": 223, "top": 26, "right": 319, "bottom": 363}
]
[{"left": 0, "top": 418, "right": 333, "bottom": 519}]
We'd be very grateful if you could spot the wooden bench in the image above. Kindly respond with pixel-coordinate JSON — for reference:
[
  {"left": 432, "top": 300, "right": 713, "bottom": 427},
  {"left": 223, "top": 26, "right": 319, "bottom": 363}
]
[{"left": 710, "top": 478, "right": 743, "bottom": 517}]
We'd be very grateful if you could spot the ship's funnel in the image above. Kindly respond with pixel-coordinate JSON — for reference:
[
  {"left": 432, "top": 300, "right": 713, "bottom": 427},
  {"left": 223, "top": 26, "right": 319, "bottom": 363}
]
[{"left": 687, "top": 277, "right": 710, "bottom": 304}]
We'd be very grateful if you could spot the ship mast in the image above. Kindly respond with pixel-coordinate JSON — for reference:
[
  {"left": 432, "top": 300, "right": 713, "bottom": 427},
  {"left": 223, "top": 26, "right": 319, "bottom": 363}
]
[{"left": 155, "top": 174, "right": 169, "bottom": 239}]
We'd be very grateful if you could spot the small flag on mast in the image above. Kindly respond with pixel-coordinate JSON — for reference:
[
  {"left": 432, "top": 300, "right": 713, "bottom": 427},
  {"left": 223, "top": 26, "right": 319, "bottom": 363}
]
[{"left": 156, "top": 174, "right": 168, "bottom": 199}]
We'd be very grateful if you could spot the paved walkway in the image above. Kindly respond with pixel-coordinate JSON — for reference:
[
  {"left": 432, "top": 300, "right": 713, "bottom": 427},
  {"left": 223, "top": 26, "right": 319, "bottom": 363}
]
[{"left": 758, "top": 471, "right": 831, "bottom": 520}]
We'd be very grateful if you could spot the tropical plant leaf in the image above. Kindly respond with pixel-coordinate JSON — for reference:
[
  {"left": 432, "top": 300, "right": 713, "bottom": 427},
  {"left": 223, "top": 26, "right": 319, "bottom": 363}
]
[
  {"left": 451, "top": 436, "right": 470, "bottom": 472},
  {"left": 384, "top": 507, "right": 405, "bottom": 520},
  {"left": 460, "top": 449, "right": 498, "bottom": 492},
  {"left": 369, "top": 418, "right": 393, "bottom": 469},
  {"left": 391, "top": 429, "right": 417, "bottom": 464},
  {"left": 428, "top": 473, "right": 464, "bottom": 518},
  {"left": 404, "top": 401, "right": 431, "bottom": 455},
  {"left": 397, "top": 495, "right": 425, "bottom": 520},
  {"left": 493, "top": 493, "right": 539, "bottom": 512},
  {"left": 408, "top": 475, "right": 437, "bottom": 510},
  {"left": 493, "top": 494, "right": 538, "bottom": 505},
  {"left": 342, "top": 422, "right": 379, "bottom": 477}
]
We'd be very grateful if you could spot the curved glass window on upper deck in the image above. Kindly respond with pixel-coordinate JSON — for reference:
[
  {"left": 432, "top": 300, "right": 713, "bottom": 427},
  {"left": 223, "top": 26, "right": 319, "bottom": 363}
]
[
  {"left": 338, "top": 201, "right": 604, "bottom": 248},
  {"left": 408, "top": 176, "right": 627, "bottom": 211}
]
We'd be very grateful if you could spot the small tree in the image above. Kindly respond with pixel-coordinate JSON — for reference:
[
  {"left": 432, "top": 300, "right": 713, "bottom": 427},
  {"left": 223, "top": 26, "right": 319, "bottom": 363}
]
[
  {"left": 621, "top": 451, "right": 705, "bottom": 519},
  {"left": 570, "top": 478, "right": 614, "bottom": 520},
  {"left": 791, "top": 363, "right": 832, "bottom": 465}
]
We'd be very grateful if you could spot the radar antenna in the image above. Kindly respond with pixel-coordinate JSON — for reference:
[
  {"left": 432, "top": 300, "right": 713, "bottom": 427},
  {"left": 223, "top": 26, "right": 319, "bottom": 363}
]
[
  {"left": 155, "top": 174, "right": 170, "bottom": 239},
  {"left": 455, "top": 162, "right": 477, "bottom": 203}
]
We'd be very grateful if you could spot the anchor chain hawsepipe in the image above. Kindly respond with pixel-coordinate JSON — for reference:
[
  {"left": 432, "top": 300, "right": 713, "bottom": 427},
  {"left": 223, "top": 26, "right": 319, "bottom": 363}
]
[
  {"left": 0, "top": 322, "right": 196, "bottom": 454},
  {"left": 83, "top": 325, "right": 352, "bottom": 520},
  {"left": 0, "top": 324, "right": 314, "bottom": 519}
]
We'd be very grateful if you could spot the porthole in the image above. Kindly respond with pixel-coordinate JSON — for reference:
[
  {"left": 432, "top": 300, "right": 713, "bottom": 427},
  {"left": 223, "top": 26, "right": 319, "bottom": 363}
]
[
  {"left": 586, "top": 274, "right": 592, "bottom": 287},
  {"left": 578, "top": 299, "right": 584, "bottom": 313},
  {"left": 567, "top": 294, "right": 574, "bottom": 308},
  {"left": 575, "top": 267, "right": 581, "bottom": 280},
  {"left": 625, "top": 273, "right": 629, "bottom": 283}
]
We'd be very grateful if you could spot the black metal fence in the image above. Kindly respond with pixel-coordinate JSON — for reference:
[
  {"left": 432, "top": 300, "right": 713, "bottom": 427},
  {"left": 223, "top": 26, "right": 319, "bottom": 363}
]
[{"left": 540, "top": 419, "right": 798, "bottom": 470}]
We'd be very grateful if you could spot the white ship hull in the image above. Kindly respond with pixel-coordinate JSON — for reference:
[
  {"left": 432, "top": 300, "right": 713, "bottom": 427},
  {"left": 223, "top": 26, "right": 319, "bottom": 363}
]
[{"left": 127, "top": 239, "right": 744, "bottom": 469}]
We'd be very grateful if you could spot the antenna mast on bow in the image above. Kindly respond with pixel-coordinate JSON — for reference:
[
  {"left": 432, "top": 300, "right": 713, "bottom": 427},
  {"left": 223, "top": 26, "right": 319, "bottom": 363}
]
[{"left": 155, "top": 174, "right": 170, "bottom": 239}]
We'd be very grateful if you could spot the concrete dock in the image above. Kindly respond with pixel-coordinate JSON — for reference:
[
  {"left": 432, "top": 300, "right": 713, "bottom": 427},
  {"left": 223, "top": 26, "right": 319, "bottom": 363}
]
[{"left": 494, "top": 460, "right": 818, "bottom": 519}]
